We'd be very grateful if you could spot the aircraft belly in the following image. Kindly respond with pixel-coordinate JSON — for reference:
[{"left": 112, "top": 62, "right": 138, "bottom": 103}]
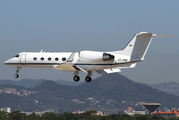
[{"left": 23, "top": 64, "right": 55, "bottom": 69}]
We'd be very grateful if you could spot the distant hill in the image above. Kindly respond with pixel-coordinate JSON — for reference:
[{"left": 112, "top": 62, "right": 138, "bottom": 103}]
[
  {"left": 76, "top": 74, "right": 179, "bottom": 109},
  {"left": 0, "top": 79, "right": 82, "bottom": 88},
  {"left": 0, "top": 74, "right": 179, "bottom": 113},
  {"left": 0, "top": 79, "right": 46, "bottom": 88},
  {"left": 56, "top": 80, "right": 84, "bottom": 86},
  {"left": 149, "top": 81, "right": 179, "bottom": 96}
]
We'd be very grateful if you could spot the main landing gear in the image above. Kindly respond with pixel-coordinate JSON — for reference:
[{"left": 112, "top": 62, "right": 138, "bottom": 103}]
[
  {"left": 73, "top": 71, "right": 92, "bottom": 82},
  {"left": 73, "top": 75, "right": 80, "bottom": 82},
  {"left": 85, "top": 76, "right": 92, "bottom": 82},
  {"left": 73, "top": 75, "right": 92, "bottom": 82},
  {"left": 14, "top": 67, "right": 21, "bottom": 78}
]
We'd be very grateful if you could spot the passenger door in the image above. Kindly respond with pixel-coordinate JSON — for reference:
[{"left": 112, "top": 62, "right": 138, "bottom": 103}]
[{"left": 20, "top": 54, "right": 26, "bottom": 65}]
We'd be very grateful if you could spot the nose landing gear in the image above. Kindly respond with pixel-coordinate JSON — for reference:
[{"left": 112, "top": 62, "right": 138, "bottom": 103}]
[
  {"left": 14, "top": 67, "right": 21, "bottom": 78},
  {"left": 14, "top": 74, "right": 19, "bottom": 78}
]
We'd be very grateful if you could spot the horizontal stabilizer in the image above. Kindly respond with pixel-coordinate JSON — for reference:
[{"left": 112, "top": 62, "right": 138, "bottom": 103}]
[
  {"left": 96, "top": 68, "right": 121, "bottom": 74},
  {"left": 96, "top": 63, "right": 136, "bottom": 74},
  {"left": 152, "top": 34, "right": 172, "bottom": 37},
  {"left": 104, "top": 68, "right": 121, "bottom": 73},
  {"left": 118, "top": 63, "right": 137, "bottom": 69}
]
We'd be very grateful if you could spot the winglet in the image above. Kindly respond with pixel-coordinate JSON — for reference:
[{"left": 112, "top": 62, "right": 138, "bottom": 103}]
[{"left": 66, "top": 52, "right": 75, "bottom": 62}]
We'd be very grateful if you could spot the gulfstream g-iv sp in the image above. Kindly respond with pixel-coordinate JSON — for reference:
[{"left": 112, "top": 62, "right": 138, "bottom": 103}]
[{"left": 4, "top": 32, "right": 169, "bottom": 82}]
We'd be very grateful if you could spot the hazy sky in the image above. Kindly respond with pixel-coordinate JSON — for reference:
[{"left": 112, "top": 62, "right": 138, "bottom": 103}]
[{"left": 1, "top": 1, "right": 178, "bottom": 84}]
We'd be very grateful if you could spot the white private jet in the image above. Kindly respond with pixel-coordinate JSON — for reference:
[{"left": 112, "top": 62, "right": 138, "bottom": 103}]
[{"left": 4, "top": 32, "right": 169, "bottom": 82}]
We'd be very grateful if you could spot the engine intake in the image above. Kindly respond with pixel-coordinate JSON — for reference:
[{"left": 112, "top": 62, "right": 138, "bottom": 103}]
[{"left": 103, "top": 53, "right": 115, "bottom": 61}]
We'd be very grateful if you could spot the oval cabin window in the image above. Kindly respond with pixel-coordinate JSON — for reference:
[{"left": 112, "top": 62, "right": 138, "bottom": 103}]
[
  {"left": 41, "top": 57, "right": 44, "bottom": 61},
  {"left": 48, "top": 57, "right": 51, "bottom": 61},
  {"left": 62, "top": 57, "right": 66, "bottom": 61},
  {"left": 55, "top": 58, "right": 59, "bottom": 61},
  {"left": 33, "top": 57, "right": 37, "bottom": 61}
]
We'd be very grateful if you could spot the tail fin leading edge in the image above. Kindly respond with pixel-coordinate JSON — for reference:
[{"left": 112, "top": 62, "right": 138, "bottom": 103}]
[{"left": 122, "top": 32, "right": 154, "bottom": 60}]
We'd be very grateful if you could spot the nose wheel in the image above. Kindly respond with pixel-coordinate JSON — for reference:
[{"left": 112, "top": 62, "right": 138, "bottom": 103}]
[
  {"left": 14, "top": 74, "right": 19, "bottom": 78},
  {"left": 14, "top": 67, "right": 21, "bottom": 78}
]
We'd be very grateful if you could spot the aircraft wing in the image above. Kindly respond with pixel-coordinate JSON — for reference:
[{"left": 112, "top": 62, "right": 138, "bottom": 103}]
[
  {"left": 56, "top": 63, "right": 76, "bottom": 71},
  {"left": 56, "top": 52, "right": 77, "bottom": 71},
  {"left": 56, "top": 52, "right": 88, "bottom": 73}
]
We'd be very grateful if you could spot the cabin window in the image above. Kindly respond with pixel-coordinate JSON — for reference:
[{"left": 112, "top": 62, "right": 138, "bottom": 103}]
[
  {"left": 62, "top": 57, "right": 66, "bottom": 61},
  {"left": 48, "top": 57, "right": 51, "bottom": 61},
  {"left": 55, "top": 58, "right": 59, "bottom": 61},
  {"left": 41, "top": 57, "right": 44, "bottom": 61},
  {"left": 33, "top": 57, "right": 37, "bottom": 61},
  {"left": 14, "top": 54, "right": 20, "bottom": 58}
]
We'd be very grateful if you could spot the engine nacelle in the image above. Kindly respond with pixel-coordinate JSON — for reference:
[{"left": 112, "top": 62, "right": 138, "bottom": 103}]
[{"left": 79, "top": 51, "right": 115, "bottom": 62}]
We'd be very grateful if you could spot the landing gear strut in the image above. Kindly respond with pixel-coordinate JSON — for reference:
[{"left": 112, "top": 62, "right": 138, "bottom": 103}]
[
  {"left": 85, "top": 71, "right": 92, "bottom": 82},
  {"left": 14, "top": 67, "right": 21, "bottom": 78}
]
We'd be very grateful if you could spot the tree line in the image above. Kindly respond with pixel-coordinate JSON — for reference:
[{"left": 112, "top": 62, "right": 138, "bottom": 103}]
[{"left": 0, "top": 110, "right": 179, "bottom": 120}]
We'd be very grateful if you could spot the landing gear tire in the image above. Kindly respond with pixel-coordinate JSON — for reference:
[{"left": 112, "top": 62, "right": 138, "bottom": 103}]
[
  {"left": 85, "top": 76, "right": 92, "bottom": 82},
  {"left": 73, "top": 75, "right": 80, "bottom": 82},
  {"left": 14, "top": 67, "right": 21, "bottom": 78},
  {"left": 14, "top": 74, "right": 19, "bottom": 78}
]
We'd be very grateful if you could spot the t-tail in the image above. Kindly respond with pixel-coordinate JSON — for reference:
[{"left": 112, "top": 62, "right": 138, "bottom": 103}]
[
  {"left": 121, "top": 32, "right": 171, "bottom": 61},
  {"left": 122, "top": 32, "right": 154, "bottom": 61},
  {"left": 111, "top": 32, "right": 171, "bottom": 70}
]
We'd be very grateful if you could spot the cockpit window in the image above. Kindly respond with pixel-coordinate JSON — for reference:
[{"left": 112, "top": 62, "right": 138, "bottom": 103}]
[{"left": 14, "top": 54, "right": 20, "bottom": 58}]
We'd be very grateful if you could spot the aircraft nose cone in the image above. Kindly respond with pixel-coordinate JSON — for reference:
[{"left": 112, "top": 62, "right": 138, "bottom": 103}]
[{"left": 4, "top": 60, "right": 11, "bottom": 65}]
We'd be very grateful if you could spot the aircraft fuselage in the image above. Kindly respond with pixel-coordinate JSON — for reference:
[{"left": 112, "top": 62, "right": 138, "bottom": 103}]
[{"left": 5, "top": 52, "right": 133, "bottom": 71}]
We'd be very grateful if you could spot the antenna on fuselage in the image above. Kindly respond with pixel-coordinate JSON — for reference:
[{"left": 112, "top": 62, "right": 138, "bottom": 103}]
[{"left": 40, "top": 49, "right": 45, "bottom": 53}]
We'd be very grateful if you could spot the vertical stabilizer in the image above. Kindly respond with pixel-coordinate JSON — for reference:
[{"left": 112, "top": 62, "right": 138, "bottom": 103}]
[{"left": 122, "top": 32, "right": 153, "bottom": 60}]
